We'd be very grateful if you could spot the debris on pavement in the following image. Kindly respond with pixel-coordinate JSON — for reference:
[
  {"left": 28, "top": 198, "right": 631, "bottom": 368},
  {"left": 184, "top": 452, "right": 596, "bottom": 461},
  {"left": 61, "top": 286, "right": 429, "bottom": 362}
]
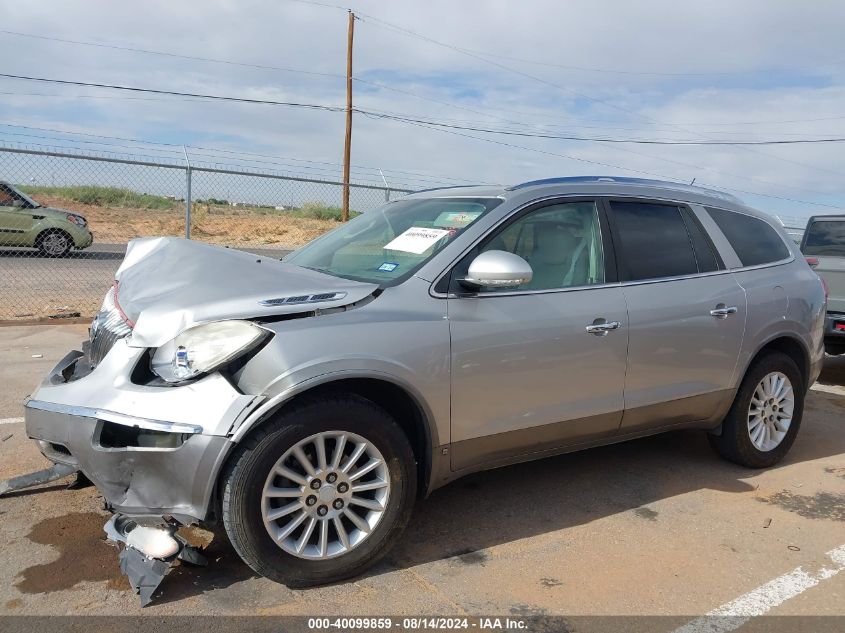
[
  {"left": 30, "top": 354, "right": 43, "bottom": 359},
  {"left": 104, "top": 515, "right": 208, "bottom": 606},
  {"left": 45, "top": 306, "right": 82, "bottom": 319},
  {"left": 1, "top": 433, "right": 12, "bottom": 442},
  {"left": 66, "top": 471, "right": 94, "bottom": 490},
  {"left": 763, "top": 518, "right": 772, "bottom": 528},
  {"left": 0, "top": 463, "right": 77, "bottom": 496}
]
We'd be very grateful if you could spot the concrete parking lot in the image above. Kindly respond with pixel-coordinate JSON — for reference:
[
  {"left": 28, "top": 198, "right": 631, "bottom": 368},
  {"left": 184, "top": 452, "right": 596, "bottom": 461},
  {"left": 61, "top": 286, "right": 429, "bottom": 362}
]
[{"left": 0, "top": 324, "right": 843, "bottom": 624}]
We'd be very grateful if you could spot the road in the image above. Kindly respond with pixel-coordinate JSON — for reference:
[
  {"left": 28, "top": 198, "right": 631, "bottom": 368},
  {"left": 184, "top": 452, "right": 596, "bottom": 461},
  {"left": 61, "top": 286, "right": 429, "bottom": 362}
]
[
  {"left": 0, "top": 323, "right": 843, "bottom": 628},
  {"left": 0, "top": 243, "right": 292, "bottom": 320}
]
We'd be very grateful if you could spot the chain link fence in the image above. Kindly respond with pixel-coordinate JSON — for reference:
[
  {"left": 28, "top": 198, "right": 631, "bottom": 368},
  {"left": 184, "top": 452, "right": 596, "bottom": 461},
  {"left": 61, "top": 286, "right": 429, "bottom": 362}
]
[{"left": 0, "top": 146, "right": 411, "bottom": 321}]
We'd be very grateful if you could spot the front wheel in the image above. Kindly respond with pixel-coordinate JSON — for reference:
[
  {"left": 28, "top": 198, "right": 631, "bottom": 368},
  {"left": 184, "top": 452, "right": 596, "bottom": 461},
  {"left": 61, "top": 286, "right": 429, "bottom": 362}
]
[
  {"left": 221, "top": 394, "right": 416, "bottom": 587},
  {"left": 709, "top": 351, "right": 804, "bottom": 468},
  {"left": 37, "top": 229, "right": 73, "bottom": 257}
]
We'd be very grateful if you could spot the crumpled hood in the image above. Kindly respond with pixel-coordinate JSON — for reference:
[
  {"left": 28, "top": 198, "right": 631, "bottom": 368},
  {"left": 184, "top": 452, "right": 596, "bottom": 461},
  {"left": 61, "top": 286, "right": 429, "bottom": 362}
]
[{"left": 115, "top": 237, "right": 378, "bottom": 348}]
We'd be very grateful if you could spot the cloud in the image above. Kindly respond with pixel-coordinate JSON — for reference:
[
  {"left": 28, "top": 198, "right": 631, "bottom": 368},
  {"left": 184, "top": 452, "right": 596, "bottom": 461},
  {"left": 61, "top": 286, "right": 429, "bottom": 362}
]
[{"left": 0, "top": 0, "right": 844, "bottom": 218}]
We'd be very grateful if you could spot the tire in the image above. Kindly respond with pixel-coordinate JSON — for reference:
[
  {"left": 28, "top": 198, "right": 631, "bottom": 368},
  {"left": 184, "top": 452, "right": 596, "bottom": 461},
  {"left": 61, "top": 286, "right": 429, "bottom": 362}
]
[
  {"left": 221, "top": 393, "right": 416, "bottom": 587},
  {"left": 708, "top": 351, "right": 804, "bottom": 468},
  {"left": 36, "top": 229, "right": 73, "bottom": 257},
  {"left": 824, "top": 343, "right": 845, "bottom": 356}
]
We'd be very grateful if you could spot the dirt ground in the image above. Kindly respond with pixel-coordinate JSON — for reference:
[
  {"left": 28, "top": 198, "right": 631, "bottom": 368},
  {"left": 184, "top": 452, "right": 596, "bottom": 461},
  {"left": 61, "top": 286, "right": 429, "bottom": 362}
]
[
  {"left": 0, "top": 325, "right": 843, "bottom": 627},
  {"left": 32, "top": 194, "right": 337, "bottom": 248}
]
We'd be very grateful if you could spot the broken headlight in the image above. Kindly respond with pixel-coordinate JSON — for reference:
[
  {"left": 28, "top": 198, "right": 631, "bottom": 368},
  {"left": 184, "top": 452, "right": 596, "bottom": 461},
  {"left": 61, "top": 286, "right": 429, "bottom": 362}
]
[{"left": 150, "top": 320, "right": 270, "bottom": 383}]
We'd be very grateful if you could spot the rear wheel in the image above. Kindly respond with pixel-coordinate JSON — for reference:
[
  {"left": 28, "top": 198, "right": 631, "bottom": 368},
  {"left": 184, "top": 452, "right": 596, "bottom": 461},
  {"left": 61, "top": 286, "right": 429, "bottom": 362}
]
[
  {"left": 221, "top": 394, "right": 416, "bottom": 587},
  {"left": 709, "top": 351, "right": 804, "bottom": 468},
  {"left": 36, "top": 229, "right": 73, "bottom": 257}
]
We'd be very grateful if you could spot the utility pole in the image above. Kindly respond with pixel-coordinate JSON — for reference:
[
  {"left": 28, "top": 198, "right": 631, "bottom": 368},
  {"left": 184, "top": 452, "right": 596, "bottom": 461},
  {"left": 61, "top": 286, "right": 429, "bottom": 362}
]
[{"left": 342, "top": 10, "right": 355, "bottom": 222}]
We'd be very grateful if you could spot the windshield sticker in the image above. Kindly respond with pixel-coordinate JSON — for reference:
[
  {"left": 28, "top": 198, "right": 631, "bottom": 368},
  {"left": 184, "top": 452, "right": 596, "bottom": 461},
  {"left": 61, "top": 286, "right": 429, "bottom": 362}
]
[
  {"left": 434, "top": 211, "right": 483, "bottom": 228},
  {"left": 377, "top": 262, "right": 399, "bottom": 272},
  {"left": 383, "top": 227, "right": 451, "bottom": 254}
]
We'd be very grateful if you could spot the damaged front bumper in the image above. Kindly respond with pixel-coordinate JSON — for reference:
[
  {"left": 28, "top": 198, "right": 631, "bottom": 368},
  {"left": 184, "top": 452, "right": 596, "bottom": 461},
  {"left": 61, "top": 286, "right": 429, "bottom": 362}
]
[{"left": 24, "top": 338, "right": 263, "bottom": 523}]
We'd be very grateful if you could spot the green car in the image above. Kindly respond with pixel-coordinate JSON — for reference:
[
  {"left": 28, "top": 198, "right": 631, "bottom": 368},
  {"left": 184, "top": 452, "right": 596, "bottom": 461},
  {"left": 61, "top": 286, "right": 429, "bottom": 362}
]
[{"left": 0, "top": 180, "right": 93, "bottom": 256}]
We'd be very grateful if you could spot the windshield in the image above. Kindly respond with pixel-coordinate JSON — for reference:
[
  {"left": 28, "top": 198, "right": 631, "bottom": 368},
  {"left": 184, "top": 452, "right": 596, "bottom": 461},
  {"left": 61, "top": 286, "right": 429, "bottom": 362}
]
[
  {"left": 285, "top": 197, "right": 502, "bottom": 284},
  {"left": 804, "top": 220, "right": 845, "bottom": 257}
]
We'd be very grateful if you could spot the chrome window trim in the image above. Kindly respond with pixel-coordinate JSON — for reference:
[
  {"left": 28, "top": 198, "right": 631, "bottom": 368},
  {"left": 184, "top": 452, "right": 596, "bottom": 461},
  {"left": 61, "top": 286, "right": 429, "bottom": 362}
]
[
  {"left": 723, "top": 256, "right": 795, "bottom": 273},
  {"left": 433, "top": 256, "right": 795, "bottom": 298},
  {"left": 25, "top": 398, "right": 203, "bottom": 435},
  {"left": 437, "top": 280, "right": 623, "bottom": 299}
]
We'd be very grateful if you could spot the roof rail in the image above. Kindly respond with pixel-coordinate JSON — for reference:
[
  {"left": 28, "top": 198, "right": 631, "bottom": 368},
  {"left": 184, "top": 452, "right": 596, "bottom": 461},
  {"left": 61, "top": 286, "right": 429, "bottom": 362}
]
[
  {"left": 410, "top": 184, "right": 490, "bottom": 194},
  {"left": 506, "top": 176, "right": 742, "bottom": 202}
]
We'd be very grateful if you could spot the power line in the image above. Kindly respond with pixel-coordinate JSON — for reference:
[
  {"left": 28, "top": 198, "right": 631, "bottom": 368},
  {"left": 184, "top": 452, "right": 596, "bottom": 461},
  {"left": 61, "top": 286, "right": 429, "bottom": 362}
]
[
  {"left": 419, "top": 48, "right": 784, "bottom": 78},
  {"left": 0, "top": 121, "right": 485, "bottom": 185},
  {"left": 396, "top": 117, "right": 843, "bottom": 210},
  {"left": 5, "top": 10, "right": 842, "bottom": 201},
  {"left": 5, "top": 73, "right": 845, "bottom": 146},
  {"left": 350, "top": 11, "right": 845, "bottom": 180},
  {"left": 360, "top": 111, "right": 845, "bottom": 145},
  {"left": 0, "top": 30, "right": 343, "bottom": 81},
  {"left": 0, "top": 72, "right": 348, "bottom": 110},
  {"left": 0, "top": 117, "right": 826, "bottom": 199},
  {"left": 9, "top": 90, "right": 845, "bottom": 141},
  {"left": 285, "top": 1, "right": 818, "bottom": 78},
  {"left": 15, "top": 27, "right": 843, "bottom": 135},
  {"left": 0, "top": 28, "right": 560, "bottom": 128},
  {"left": 3, "top": 74, "right": 843, "bottom": 201}
]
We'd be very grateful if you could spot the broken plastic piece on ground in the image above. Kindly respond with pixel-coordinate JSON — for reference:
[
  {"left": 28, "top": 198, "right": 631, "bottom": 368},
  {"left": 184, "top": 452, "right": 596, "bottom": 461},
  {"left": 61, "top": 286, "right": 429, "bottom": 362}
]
[
  {"left": 126, "top": 526, "right": 181, "bottom": 559},
  {"left": 119, "top": 547, "right": 173, "bottom": 606},
  {"left": 104, "top": 514, "right": 208, "bottom": 606},
  {"left": 0, "top": 463, "right": 77, "bottom": 496}
]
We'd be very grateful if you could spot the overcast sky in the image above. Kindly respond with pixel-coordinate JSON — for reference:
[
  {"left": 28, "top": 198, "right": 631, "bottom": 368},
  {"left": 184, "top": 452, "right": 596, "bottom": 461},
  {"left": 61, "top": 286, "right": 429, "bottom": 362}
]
[{"left": 1, "top": 0, "right": 845, "bottom": 222}]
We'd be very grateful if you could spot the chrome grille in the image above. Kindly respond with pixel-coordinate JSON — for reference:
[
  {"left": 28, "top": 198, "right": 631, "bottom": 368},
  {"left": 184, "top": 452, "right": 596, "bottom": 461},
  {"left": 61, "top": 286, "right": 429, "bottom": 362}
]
[{"left": 89, "top": 307, "right": 132, "bottom": 368}]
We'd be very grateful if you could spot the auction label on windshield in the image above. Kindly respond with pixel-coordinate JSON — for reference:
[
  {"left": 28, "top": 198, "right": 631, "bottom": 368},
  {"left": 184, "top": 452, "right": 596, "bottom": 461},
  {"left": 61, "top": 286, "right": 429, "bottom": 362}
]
[{"left": 384, "top": 227, "right": 451, "bottom": 254}]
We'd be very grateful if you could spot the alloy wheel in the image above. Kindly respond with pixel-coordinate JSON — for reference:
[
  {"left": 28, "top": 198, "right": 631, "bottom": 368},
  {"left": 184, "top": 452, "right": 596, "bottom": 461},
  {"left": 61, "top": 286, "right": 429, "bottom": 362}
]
[
  {"left": 747, "top": 371, "right": 794, "bottom": 452},
  {"left": 261, "top": 430, "right": 390, "bottom": 559},
  {"left": 42, "top": 232, "right": 69, "bottom": 256}
]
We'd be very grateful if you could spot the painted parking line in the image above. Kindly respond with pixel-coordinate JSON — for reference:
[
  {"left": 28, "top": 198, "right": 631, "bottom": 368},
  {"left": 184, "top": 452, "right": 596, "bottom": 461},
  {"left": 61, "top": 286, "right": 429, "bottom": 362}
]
[
  {"left": 673, "top": 544, "right": 845, "bottom": 633},
  {"left": 810, "top": 383, "right": 845, "bottom": 396},
  {"left": 0, "top": 417, "right": 24, "bottom": 425}
]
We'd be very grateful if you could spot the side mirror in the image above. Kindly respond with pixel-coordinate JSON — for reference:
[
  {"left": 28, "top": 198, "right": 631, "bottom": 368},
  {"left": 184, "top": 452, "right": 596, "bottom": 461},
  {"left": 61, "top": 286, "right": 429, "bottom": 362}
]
[{"left": 461, "top": 250, "right": 533, "bottom": 290}]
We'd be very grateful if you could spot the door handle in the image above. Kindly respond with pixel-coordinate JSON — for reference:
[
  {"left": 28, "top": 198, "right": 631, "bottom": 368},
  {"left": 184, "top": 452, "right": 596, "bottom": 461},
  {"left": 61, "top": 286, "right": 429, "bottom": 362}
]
[
  {"left": 710, "top": 305, "right": 738, "bottom": 319},
  {"left": 585, "top": 320, "right": 621, "bottom": 336}
]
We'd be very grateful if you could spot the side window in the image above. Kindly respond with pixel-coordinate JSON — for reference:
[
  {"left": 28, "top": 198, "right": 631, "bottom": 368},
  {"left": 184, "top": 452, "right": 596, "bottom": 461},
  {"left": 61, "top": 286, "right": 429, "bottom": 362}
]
[
  {"left": 453, "top": 200, "right": 605, "bottom": 292},
  {"left": 0, "top": 185, "right": 16, "bottom": 207},
  {"left": 706, "top": 207, "right": 791, "bottom": 267},
  {"left": 608, "top": 201, "right": 698, "bottom": 281}
]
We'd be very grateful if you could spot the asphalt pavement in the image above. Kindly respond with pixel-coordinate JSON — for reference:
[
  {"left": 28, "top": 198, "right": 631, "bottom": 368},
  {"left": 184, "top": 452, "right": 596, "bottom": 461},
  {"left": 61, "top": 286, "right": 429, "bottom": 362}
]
[{"left": 0, "top": 324, "right": 843, "bottom": 625}]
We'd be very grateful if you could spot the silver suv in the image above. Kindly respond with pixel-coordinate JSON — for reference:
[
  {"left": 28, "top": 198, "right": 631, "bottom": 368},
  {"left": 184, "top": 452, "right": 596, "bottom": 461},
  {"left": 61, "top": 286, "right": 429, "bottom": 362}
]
[{"left": 24, "top": 177, "right": 825, "bottom": 594}]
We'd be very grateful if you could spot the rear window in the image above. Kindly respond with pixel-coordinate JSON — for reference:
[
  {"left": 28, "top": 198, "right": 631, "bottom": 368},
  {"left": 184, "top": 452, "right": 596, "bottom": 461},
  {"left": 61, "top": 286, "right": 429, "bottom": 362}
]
[
  {"left": 706, "top": 207, "right": 790, "bottom": 267},
  {"left": 803, "top": 220, "right": 845, "bottom": 257}
]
